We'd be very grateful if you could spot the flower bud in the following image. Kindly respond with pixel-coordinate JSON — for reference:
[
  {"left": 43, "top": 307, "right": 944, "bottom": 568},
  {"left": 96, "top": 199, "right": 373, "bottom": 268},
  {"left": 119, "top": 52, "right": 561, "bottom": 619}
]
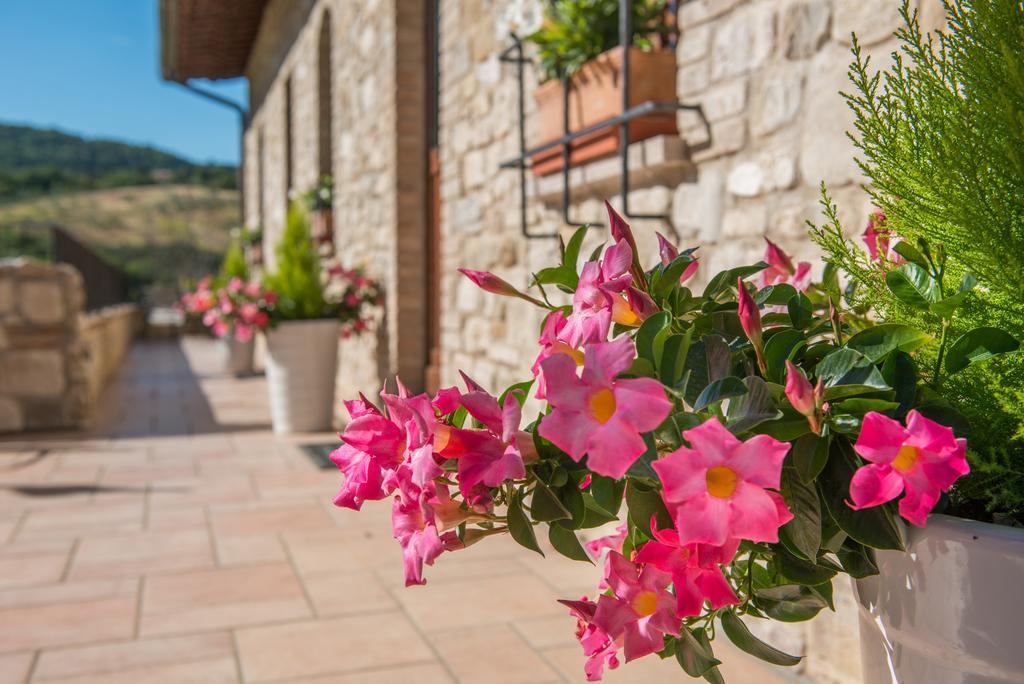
[
  {"left": 737, "top": 277, "right": 766, "bottom": 371},
  {"left": 458, "top": 268, "right": 520, "bottom": 297},
  {"left": 785, "top": 361, "right": 815, "bottom": 416}
]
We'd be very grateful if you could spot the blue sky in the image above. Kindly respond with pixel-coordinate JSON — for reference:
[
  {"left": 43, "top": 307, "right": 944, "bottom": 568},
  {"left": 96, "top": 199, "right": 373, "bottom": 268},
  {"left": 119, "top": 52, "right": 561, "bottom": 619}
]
[{"left": 0, "top": 0, "right": 247, "bottom": 165}]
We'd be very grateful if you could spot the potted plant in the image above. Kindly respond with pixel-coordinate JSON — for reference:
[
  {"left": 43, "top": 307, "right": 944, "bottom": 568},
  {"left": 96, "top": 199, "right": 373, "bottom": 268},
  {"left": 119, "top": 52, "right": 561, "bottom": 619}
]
[
  {"left": 240, "top": 225, "right": 264, "bottom": 268},
  {"left": 180, "top": 275, "right": 275, "bottom": 377},
  {"left": 325, "top": 192, "right": 1019, "bottom": 680},
  {"left": 813, "top": 1, "right": 1024, "bottom": 681},
  {"left": 262, "top": 203, "right": 380, "bottom": 434},
  {"left": 524, "top": 0, "right": 677, "bottom": 175},
  {"left": 302, "top": 175, "right": 334, "bottom": 255}
]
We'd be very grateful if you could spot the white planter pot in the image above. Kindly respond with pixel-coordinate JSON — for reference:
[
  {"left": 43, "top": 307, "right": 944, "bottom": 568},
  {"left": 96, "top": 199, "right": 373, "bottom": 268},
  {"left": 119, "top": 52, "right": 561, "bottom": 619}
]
[
  {"left": 264, "top": 319, "right": 339, "bottom": 434},
  {"left": 855, "top": 514, "right": 1024, "bottom": 683},
  {"left": 219, "top": 336, "right": 255, "bottom": 377}
]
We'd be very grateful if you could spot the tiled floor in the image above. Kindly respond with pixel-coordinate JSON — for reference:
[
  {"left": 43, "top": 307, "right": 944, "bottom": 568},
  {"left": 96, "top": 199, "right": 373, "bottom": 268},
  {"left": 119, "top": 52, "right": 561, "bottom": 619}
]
[{"left": 0, "top": 338, "right": 802, "bottom": 683}]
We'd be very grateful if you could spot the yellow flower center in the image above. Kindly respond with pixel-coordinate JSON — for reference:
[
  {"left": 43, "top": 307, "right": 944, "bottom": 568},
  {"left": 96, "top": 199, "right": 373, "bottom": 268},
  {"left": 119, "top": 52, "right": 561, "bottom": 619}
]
[
  {"left": 892, "top": 445, "right": 919, "bottom": 473},
  {"left": 611, "top": 296, "right": 639, "bottom": 326},
  {"left": 632, "top": 590, "right": 659, "bottom": 617},
  {"left": 552, "top": 341, "right": 585, "bottom": 366},
  {"left": 706, "top": 466, "right": 738, "bottom": 498},
  {"left": 588, "top": 388, "right": 616, "bottom": 424}
]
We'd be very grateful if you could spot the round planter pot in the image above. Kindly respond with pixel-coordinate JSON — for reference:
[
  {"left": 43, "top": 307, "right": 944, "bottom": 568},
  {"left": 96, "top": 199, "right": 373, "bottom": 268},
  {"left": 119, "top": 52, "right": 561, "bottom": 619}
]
[
  {"left": 855, "top": 514, "right": 1024, "bottom": 683},
  {"left": 264, "top": 319, "right": 339, "bottom": 434},
  {"left": 219, "top": 336, "right": 255, "bottom": 377}
]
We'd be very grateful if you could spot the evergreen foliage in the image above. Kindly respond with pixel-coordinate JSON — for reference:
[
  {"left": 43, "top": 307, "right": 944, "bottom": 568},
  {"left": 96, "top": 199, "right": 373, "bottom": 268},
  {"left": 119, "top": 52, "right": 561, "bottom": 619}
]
[
  {"left": 263, "top": 203, "right": 328, "bottom": 320},
  {"left": 811, "top": 0, "right": 1024, "bottom": 523},
  {"left": 219, "top": 235, "right": 249, "bottom": 282}
]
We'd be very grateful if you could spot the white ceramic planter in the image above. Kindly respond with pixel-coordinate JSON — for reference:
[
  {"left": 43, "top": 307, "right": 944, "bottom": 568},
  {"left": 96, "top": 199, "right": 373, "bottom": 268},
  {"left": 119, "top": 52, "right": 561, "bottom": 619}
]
[
  {"left": 219, "top": 336, "right": 255, "bottom": 377},
  {"left": 855, "top": 514, "right": 1024, "bottom": 683},
  {"left": 264, "top": 319, "right": 339, "bottom": 434}
]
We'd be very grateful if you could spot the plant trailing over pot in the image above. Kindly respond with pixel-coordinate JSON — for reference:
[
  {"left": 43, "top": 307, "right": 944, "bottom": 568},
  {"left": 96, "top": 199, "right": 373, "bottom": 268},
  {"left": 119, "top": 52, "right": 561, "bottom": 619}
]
[
  {"left": 326, "top": 196, "right": 1010, "bottom": 680},
  {"left": 523, "top": 0, "right": 677, "bottom": 175},
  {"left": 812, "top": 0, "right": 1024, "bottom": 526},
  {"left": 526, "top": 0, "right": 668, "bottom": 82},
  {"left": 301, "top": 174, "right": 334, "bottom": 212}
]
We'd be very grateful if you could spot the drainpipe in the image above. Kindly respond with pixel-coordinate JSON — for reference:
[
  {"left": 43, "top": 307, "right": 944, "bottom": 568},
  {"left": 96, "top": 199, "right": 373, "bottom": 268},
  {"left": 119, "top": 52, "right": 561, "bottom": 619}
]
[{"left": 172, "top": 79, "right": 249, "bottom": 224}]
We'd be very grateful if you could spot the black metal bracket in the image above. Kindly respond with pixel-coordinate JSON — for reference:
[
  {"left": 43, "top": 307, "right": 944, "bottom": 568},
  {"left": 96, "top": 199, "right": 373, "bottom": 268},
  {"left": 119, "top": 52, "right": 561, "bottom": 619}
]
[{"left": 497, "top": 0, "right": 708, "bottom": 240}]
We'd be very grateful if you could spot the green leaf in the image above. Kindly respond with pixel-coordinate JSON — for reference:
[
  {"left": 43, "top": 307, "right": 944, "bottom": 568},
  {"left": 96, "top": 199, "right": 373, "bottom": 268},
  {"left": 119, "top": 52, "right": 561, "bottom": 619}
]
[
  {"left": 930, "top": 273, "right": 978, "bottom": 318},
  {"left": 675, "top": 628, "right": 721, "bottom": 677},
  {"left": 580, "top": 493, "right": 620, "bottom": 528},
  {"left": 693, "top": 376, "right": 747, "bottom": 411},
  {"left": 624, "top": 432, "right": 661, "bottom": 481},
  {"left": 702, "top": 263, "right": 767, "bottom": 299},
  {"left": 655, "top": 254, "right": 698, "bottom": 296},
  {"left": 778, "top": 464, "right": 821, "bottom": 560},
  {"left": 845, "top": 324, "right": 932, "bottom": 362},
  {"left": 881, "top": 351, "right": 917, "bottom": 418},
  {"left": 625, "top": 481, "right": 673, "bottom": 535},
  {"left": 836, "top": 540, "right": 879, "bottom": 579},
  {"left": 682, "top": 336, "right": 732, "bottom": 407},
  {"left": 530, "top": 481, "right": 571, "bottom": 522},
  {"left": 755, "top": 283, "right": 798, "bottom": 306},
  {"left": 693, "top": 630, "right": 725, "bottom": 684},
  {"left": 763, "top": 329, "right": 806, "bottom": 383},
  {"left": 507, "top": 489, "right": 544, "bottom": 556},
  {"left": 787, "top": 293, "right": 813, "bottom": 329},
  {"left": 792, "top": 433, "right": 830, "bottom": 483},
  {"left": 816, "top": 348, "right": 889, "bottom": 392},
  {"left": 589, "top": 475, "right": 626, "bottom": 517},
  {"left": 720, "top": 611, "right": 803, "bottom": 665},
  {"left": 754, "top": 585, "right": 829, "bottom": 622},
  {"left": 892, "top": 240, "right": 928, "bottom": 268},
  {"left": 498, "top": 380, "right": 535, "bottom": 407},
  {"left": 944, "top": 326, "right": 1020, "bottom": 374},
  {"left": 818, "top": 440, "right": 904, "bottom": 551},
  {"left": 885, "top": 263, "right": 940, "bottom": 310},
  {"left": 751, "top": 417, "right": 812, "bottom": 441},
  {"left": 835, "top": 398, "right": 900, "bottom": 414},
  {"left": 658, "top": 332, "right": 690, "bottom": 386},
  {"left": 548, "top": 523, "right": 592, "bottom": 563},
  {"left": 636, "top": 312, "right": 671, "bottom": 364},
  {"left": 562, "top": 225, "right": 587, "bottom": 271},
  {"left": 775, "top": 546, "right": 836, "bottom": 585},
  {"left": 726, "top": 376, "right": 782, "bottom": 433}
]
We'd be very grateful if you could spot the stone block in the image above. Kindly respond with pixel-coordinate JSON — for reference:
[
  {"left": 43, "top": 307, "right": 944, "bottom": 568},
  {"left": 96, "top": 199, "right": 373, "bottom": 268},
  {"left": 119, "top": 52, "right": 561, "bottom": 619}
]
[
  {"left": 17, "top": 281, "right": 65, "bottom": 325},
  {"left": 678, "top": 60, "right": 710, "bottom": 98},
  {"left": 700, "top": 77, "right": 749, "bottom": 123},
  {"left": 0, "top": 396, "right": 21, "bottom": 432},
  {"left": 679, "top": 0, "right": 745, "bottom": 28},
  {"left": 753, "top": 70, "right": 803, "bottom": 136},
  {"left": 727, "top": 162, "right": 765, "bottom": 198},
  {"left": 678, "top": 23, "right": 711, "bottom": 65},
  {"left": 455, "top": 277, "right": 483, "bottom": 314},
  {"left": 710, "top": 4, "right": 775, "bottom": 81},
  {"left": 0, "top": 277, "right": 12, "bottom": 314},
  {"left": 451, "top": 196, "right": 483, "bottom": 233},
  {"left": 832, "top": 0, "right": 902, "bottom": 46},
  {"left": 0, "top": 350, "right": 65, "bottom": 397},
  {"left": 672, "top": 164, "right": 726, "bottom": 242},
  {"left": 799, "top": 45, "right": 861, "bottom": 187},
  {"left": 462, "top": 150, "right": 486, "bottom": 190},
  {"left": 691, "top": 116, "right": 747, "bottom": 163},
  {"left": 781, "top": 0, "right": 831, "bottom": 59},
  {"left": 722, "top": 203, "right": 768, "bottom": 239}
]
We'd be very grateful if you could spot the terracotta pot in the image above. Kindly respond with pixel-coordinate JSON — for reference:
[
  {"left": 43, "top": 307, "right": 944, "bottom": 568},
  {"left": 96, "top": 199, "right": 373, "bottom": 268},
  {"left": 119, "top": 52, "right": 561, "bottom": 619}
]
[
  {"left": 264, "top": 319, "right": 339, "bottom": 434},
  {"left": 531, "top": 46, "right": 678, "bottom": 176},
  {"left": 854, "top": 514, "right": 1024, "bottom": 683}
]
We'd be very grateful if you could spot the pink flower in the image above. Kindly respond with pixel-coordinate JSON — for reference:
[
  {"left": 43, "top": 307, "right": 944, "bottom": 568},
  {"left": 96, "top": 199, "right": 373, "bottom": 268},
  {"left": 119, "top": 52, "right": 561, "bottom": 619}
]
[
  {"left": 532, "top": 310, "right": 585, "bottom": 399},
  {"left": 330, "top": 397, "right": 401, "bottom": 509},
  {"left": 391, "top": 477, "right": 452, "bottom": 586},
  {"left": 561, "top": 240, "right": 634, "bottom": 346},
  {"left": 656, "top": 231, "right": 699, "bottom": 284},
  {"left": 227, "top": 276, "right": 244, "bottom": 293},
  {"left": 761, "top": 238, "right": 811, "bottom": 291},
  {"left": 737, "top": 278, "right": 766, "bottom": 372},
  {"left": 593, "top": 552, "right": 680, "bottom": 662},
  {"left": 605, "top": 201, "right": 646, "bottom": 288},
  {"left": 447, "top": 390, "right": 528, "bottom": 500},
  {"left": 634, "top": 518, "right": 739, "bottom": 618},
  {"left": 559, "top": 598, "right": 621, "bottom": 681},
  {"left": 785, "top": 361, "right": 824, "bottom": 434},
  {"left": 244, "top": 281, "right": 262, "bottom": 298},
  {"left": 584, "top": 522, "right": 627, "bottom": 561},
  {"left": 458, "top": 268, "right": 543, "bottom": 306},
  {"left": 653, "top": 417, "right": 792, "bottom": 546},
  {"left": 234, "top": 322, "right": 253, "bottom": 343},
  {"left": 538, "top": 336, "right": 672, "bottom": 479},
  {"left": 862, "top": 209, "right": 905, "bottom": 264},
  {"left": 849, "top": 410, "right": 969, "bottom": 527}
]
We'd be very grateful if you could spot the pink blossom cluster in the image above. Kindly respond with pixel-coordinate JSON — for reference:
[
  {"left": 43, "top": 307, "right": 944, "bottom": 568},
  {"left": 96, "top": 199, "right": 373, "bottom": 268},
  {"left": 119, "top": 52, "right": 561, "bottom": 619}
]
[
  {"left": 321, "top": 260, "right": 382, "bottom": 338},
  {"left": 181, "top": 276, "right": 277, "bottom": 343}
]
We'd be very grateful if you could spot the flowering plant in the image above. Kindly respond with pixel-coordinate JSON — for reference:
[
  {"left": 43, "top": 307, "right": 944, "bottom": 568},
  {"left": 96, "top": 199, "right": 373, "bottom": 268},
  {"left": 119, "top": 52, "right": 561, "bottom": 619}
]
[
  {"left": 301, "top": 175, "right": 334, "bottom": 212},
  {"left": 181, "top": 276, "right": 276, "bottom": 343},
  {"left": 327, "top": 202, "right": 1001, "bottom": 681},
  {"left": 321, "top": 258, "right": 383, "bottom": 338}
]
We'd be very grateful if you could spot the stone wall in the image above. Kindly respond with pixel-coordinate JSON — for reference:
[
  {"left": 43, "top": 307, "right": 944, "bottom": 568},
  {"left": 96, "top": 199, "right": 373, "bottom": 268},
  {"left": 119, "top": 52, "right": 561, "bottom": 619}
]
[{"left": 0, "top": 258, "right": 142, "bottom": 434}]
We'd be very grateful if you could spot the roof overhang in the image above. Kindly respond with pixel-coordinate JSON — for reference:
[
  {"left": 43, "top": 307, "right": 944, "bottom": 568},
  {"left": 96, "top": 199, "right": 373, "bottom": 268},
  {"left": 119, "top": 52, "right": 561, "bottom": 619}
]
[{"left": 160, "top": 0, "right": 268, "bottom": 81}]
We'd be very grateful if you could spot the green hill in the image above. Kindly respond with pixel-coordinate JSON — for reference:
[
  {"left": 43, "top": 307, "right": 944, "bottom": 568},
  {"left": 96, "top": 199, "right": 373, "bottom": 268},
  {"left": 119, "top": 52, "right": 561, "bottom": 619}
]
[
  {"left": 0, "top": 123, "right": 236, "bottom": 201},
  {"left": 0, "top": 123, "right": 240, "bottom": 294}
]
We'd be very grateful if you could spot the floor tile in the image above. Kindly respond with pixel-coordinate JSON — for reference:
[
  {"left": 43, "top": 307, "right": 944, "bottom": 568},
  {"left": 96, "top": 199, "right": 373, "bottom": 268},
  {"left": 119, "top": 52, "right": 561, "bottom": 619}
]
[
  {"left": 0, "top": 653, "right": 33, "bottom": 683},
  {"left": 236, "top": 612, "right": 434, "bottom": 682},
  {"left": 210, "top": 501, "right": 335, "bottom": 538},
  {"left": 69, "top": 529, "right": 213, "bottom": 579},
  {"left": 287, "top": 662, "right": 455, "bottom": 684},
  {"left": 0, "top": 552, "right": 68, "bottom": 589},
  {"left": 214, "top": 532, "right": 286, "bottom": 566},
  {"left": 429, "top": 624, "right": 561, "bottom": 684},
  {"left": 302, "top": 570, "right": 396, "bottom": 616},
  {"left": 140, "top": 563, "right": 310, "bottom": 636},
  {"left": 34, "top": 632, "right": 234, "bottom": 681},
  {"left": 0, "top": 596, "right": 136, "bottom": 653}
]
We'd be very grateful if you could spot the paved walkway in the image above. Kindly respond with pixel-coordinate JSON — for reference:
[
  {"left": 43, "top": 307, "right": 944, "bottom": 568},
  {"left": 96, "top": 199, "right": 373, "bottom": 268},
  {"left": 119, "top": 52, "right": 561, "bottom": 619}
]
[{"left": 0, "top": 338, "right": 796, "bottom": 684}]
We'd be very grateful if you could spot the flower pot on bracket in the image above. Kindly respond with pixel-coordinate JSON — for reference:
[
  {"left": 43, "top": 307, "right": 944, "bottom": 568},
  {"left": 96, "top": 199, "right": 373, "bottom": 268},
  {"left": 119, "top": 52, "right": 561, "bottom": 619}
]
[
  {"left": 264, "top": 319, "right": 339, "bottom": 434},
  {"left": 531, "top": 46, "right": 678, "bottom": 176},
  {"left": 310, "top": 209, "right": 334, "bottom": 252},
  {"left": 855, "top": 514, "right": 1024, "bottom": 683},
  {"left": 219, "top": 336, "right": 255, "bottom": 377}
]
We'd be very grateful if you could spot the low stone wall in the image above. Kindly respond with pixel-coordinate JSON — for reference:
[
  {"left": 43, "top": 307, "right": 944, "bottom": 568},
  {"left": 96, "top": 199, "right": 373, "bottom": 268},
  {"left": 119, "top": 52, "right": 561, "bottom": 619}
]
[
  {"left": 80, "top": 304, "right": 143, "bottom": 410},
  {"left": 0, "top": 258, "right": 140, "bottom": 433}
]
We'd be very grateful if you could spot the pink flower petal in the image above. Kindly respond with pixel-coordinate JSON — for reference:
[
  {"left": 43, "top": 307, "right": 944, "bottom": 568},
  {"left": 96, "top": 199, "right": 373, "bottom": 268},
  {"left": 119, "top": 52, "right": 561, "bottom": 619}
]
[
  {"left": 613, "top": 378, "right": 673, "bottom": 432},
  {"left": 682, "top": 418, "right": 742, "bottom": 468},
  {"left": 673, "top": 493, "right": 731, "bottom": 546},
  {"left": 652, "top": 446, "right": 708, "bottom": 503},
  {"left": 538, "top": 404, "right": 591, "bottom": 461},
  {"left": 729, "top": 482, "right": 787, "bottom": 543},
  {"left": 582, "top": 336, "right": 636, "bottom": 384},
  {"left": 726, "top": 434, "right": 790, "bottom": 489},
  {"left": 854, "top": 412, "right": 908, "bottom": 465},
  {"left": 849, "top": 463, "right": 905, "bottom": 509}
]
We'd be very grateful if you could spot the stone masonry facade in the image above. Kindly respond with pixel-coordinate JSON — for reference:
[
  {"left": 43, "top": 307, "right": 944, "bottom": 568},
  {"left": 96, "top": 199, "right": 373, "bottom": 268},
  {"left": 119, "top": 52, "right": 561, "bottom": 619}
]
[{"left": 240, "top": 2, "right": 949, "bottom": 680}]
